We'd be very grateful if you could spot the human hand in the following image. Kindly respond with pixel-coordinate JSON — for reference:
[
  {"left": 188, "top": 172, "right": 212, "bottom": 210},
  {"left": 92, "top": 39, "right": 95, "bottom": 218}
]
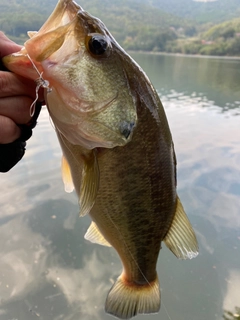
[
  {"left": 0, "top": 32, "right": 44, "bottom": 172},
  {"left": 0, "top": 31, "right": 44, "bottom": 143}
]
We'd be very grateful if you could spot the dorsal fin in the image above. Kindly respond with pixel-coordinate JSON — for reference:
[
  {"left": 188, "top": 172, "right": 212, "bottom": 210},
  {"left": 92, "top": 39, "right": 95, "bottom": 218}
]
[
  {"left": 84, "top": 221, "right": 111, "bottom": 247},
  {"left": 164, "top": 196, "right": 198, "bottom": 260},
  {"left": 61, "top": 155, "right": 74, "bottom": 193},
  {"left": 79, "top": 149, "right": 99, "bottom": 217}
]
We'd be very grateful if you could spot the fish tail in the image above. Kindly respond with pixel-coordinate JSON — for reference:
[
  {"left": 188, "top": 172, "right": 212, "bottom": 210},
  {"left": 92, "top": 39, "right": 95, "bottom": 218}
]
[{"left": 105, "top": 274, "right": 160, "bottom": 319}]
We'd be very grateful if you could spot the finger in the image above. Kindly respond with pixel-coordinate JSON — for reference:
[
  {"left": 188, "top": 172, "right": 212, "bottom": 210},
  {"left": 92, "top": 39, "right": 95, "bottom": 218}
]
[
  {"left": 0, "top": 71, "right": 37, "bottom": 100},
  {"left": 0, "top": 96, "right": 33, "bottom": 124},
  {"left": 0, "top": 31, "right": 22, "bottom": 58},
  {"left": 0, "top": 116, "right": 21, "bottom": 143}
]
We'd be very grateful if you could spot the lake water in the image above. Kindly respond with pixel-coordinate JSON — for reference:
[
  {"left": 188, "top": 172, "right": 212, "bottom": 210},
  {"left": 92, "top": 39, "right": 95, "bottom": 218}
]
[{"left": 0, "top": 53, "right": 240, "bottom": 320}]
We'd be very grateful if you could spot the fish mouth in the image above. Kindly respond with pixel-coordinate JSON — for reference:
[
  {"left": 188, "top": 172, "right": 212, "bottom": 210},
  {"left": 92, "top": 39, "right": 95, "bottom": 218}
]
[
  {"left": 2, "top": 0, "right": 84, "bottom": 78},
  {"left": 3, "top": 0, "right": 107, "bottom": 76},
  {"left": 3, "top": 0, "right": 137, "bottom": 150},
  {"left": 36, "top": 0, "right": 83, "bottom": 35}
]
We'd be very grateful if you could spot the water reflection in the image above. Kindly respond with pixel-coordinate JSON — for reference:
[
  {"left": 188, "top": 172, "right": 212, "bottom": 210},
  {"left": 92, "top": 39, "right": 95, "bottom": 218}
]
[
  {"left": 224, "top": 307, "right": 240, "bottom": 320},
  {"left": 0, "top": 197, "right": 117, "bottom": 320},
  {"left": 224, "top": 271, "right": 240, "bottom": 318},
  {"left": 0, "top": 54, "right": 240, "bottom": 320},
  {"left": 132, "top": 53, "right": 240, "bottom": 112}
]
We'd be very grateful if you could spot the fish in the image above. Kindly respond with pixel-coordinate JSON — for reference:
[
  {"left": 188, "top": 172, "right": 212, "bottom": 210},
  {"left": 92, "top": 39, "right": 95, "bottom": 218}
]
[{"left": 3, "top": 0, "right": 199, "bottom": 319}]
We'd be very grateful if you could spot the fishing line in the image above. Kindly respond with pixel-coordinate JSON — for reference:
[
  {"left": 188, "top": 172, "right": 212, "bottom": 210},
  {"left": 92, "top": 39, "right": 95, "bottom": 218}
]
[
  {"left": 24, "top": 48, "right": 169, "bottom": 315},
  {"left": 160, "top": 298, "right": 173, "bottom": 320},
  {"left": 60, "top": 143, "right": 159, "bottom": 297},
  {"left": 100, "top": 158, "right": 159, "bottom": 295},
  {"left": 58, "top": 133, "right": 157, "bottom": 295},
  {"left": 48, "top": 113, "right": 56, "bottom": 132},
  {"left": 104, "top": 210, "right": 158, "bottom": 293},
  {"left": 104, "top": 212, "right": 171, "bottom": 318},
  {"left": 26, "top": 53, "right": 52, "bottom": 117}
]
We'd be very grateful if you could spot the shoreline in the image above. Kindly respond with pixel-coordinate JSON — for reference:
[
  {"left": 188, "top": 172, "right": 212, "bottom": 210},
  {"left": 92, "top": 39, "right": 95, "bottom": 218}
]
[
  {"left": 7, "top": 34, "right": 240, "bottom": 61},
  {"left": 127, "top": 50, "right": 240, "bottom": 61}
]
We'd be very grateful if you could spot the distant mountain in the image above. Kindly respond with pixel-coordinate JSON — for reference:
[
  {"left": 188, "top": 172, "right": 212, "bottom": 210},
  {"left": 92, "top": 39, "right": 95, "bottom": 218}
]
[
  {"left": 135, "top": 0, "right": 240, "bottom": 24},
  {"left": 0, "top": 0, "right": 239, "bottom": 56},
  {"left": 0, "top": 0, "right": 196, "bottom": 46}
]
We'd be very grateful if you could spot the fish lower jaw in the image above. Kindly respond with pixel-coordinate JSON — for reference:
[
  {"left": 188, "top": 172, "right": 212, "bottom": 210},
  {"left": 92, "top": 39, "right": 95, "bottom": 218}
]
[
  {"left": 72, "top": 136, "right": 127, "bottom": 149},
  {"left": 57, "top": 125, "right": 126, "bottom": 149},
  {"left": 56, "top": 121, "right": 130, "bottom": 149}
]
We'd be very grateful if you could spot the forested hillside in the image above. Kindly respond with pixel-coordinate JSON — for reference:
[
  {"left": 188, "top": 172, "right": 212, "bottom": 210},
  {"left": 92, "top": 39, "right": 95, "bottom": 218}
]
[
  {"left": 200, "top": 18, "right": 240, "bottom": 55},
  {"left": 0, "top": 0, "right": 196, "bottom": 51},
  {"left": 164, "top": 17, "right": 240, "bottom": 56},
  {"left": 136, "top": 0, "right": 240, "bottom": 24},
  {"left": 0, "top": 0, "right": 239, "bottom": 56}
]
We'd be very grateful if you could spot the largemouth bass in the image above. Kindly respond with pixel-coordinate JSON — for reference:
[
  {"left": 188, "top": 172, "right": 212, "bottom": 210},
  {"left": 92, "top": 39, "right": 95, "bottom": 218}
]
[{"left": 3, "top": 0, "right": 198, "bottom": 318}]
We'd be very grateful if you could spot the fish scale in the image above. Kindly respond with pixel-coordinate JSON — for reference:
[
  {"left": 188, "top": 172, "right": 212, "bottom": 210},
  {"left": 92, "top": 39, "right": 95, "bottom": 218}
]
[{"left": 92, "top": 102, "right": 175, "bottom": 281}]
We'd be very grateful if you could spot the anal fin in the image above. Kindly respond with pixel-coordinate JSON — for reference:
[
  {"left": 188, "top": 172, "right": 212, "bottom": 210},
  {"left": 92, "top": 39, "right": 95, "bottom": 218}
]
[
  {"left": 164, "top": 196, "right": 199, "bottom": 260},
  {"left": 79, "top": 149, "right": 99, "bottom": 217},
  {"left": 84, "top": 221, "right": 111, "bottom": 247}
]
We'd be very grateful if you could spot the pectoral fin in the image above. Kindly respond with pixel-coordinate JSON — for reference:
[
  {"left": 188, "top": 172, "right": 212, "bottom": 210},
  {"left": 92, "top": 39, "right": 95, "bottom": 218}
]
[
  {"left": 61, "top": 155, "right": 74, "bottom": 193},
  {"left": 164, "top": 196, "right": 198, "bottom": 260},
  {"left": 84, "top": 221, "right": 111, "bottom": 247},
  {"left": 79, "top": 150, "right": 99, "bottom": 217}
]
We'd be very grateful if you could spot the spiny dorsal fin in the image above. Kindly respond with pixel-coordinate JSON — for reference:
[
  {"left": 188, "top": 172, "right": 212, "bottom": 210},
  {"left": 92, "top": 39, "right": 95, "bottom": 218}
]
[
  {"left": 61, "top": 155, "right": 74, "bottom": 193},
  {"left": 164, "top": 196, "right": 198, "bottom": 260},
  {"left": 105, "top": 274, "right": 160, "bottom": 319},
  {"left": 79, "top": 150, "right": 99, "bottom": 217},
  {"left": 84, "top": 221, "right": 111, "bottom": 247}
]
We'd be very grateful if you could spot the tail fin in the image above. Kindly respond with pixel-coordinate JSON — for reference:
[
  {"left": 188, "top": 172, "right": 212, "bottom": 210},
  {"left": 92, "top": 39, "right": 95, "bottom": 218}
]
[{"left": 105, "top": 275, "right": 160, "bottom": 319}]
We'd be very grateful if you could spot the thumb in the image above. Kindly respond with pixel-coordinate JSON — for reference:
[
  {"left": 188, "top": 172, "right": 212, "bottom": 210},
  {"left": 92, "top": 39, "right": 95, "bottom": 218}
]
[{"left": 0, "top": 31, "right": 22, "bottom": 58}]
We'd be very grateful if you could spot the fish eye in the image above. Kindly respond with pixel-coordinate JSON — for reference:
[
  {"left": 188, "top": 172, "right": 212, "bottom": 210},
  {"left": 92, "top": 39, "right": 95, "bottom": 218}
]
[{"left": 88, "top": 35, "right": 108, "bottom": 56}]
